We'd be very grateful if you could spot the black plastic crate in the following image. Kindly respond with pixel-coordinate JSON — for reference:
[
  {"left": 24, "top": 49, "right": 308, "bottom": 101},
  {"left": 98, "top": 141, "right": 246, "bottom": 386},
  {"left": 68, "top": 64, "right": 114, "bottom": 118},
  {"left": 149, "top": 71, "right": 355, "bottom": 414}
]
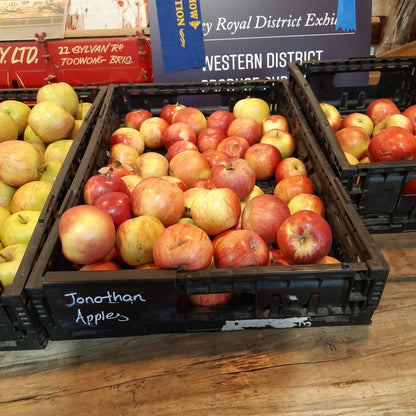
[
  {"left": 24, "top": 80, "right": 389, "bottom": 341},
  {"left": 0, "top": 85, "right": 107, "bottom": 350},
  {"left": 288, "top": 56, "right": 416, "bottom": 233}
]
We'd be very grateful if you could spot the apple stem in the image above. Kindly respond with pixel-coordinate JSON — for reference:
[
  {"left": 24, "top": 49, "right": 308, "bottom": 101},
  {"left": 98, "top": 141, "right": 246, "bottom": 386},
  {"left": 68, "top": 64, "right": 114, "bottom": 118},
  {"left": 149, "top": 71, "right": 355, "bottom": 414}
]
[
  {"left": 0, "top": 253, "right": 8, "bottom": 262},
  {"left": 17, "top": 214, "right": 28, "bottom": 224}
]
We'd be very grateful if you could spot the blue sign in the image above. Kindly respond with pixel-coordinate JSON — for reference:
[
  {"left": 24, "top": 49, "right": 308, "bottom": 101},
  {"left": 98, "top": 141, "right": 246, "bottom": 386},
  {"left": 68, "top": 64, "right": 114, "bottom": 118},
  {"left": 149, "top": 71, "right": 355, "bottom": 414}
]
[
  {"left": 155, "top": 0, "right": 206, "bottom": 71},
  {"left": 148, "top": 0, "right": 371, "bottom": 82}
]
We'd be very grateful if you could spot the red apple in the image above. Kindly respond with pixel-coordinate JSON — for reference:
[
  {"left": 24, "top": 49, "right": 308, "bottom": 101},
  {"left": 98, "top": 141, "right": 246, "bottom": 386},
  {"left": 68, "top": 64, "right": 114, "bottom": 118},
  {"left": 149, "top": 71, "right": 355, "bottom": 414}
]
[
  {"left": 403, "top": 104, "right": 416, "bottom": 132},
  {"left": 244, "top": 142, "right": 282, "bottom": 180},
  {"left": 162, "top": 121, "right": 197, "bottom": 150},
  {"left": 131, "top": 177, "right": 185, "bottom": 226},
  {"left": 183, "top": 187, "right": 209, "bottom": 218},
  {"left": 274, "top": 157, "right": 307, "bottom": 182},
  {"left": 268, "top": 248, "right": 293, "bottom": 266},
  {"left": 320, "top": 102, "right": 342, "bottom": 132},
  {"left": 160, "top": 103, "right": 186, "bottom": 124},
  {"left": 80, "top": 261, "right": 122, "bottom": 271},
  {"left": 340, "top": 112, "right": 374, "bottom": 137},
  {"left": 233, "top": 97, "right": 270, "bottom": 124},
  {"left": 201, "top": 149, "right": 229, "bottom": 169},
  {"left": 216, "top": 136, "right": 250, "bottom": 159},
  {"left": 274, "top": 175, "right": 314, "bottom": 205},
  {"left": 188, "top": 293, "right": 233, "bottom": 307},
  {"left": 169, "top": 150, "right": 211, "bottom": 188},
  {"left": 287, "top": 193, "right": 325, "bottom": 217},
  {"left": 109, "top": 127, "right": 145, "bottom": 154},
  {"left": 260, "top": 129, "right": 296, "bottom": 159},
  {"left": 124, "top": 109, "right": 153, "bottom": 130},
  {"left": 153, "top": 223, "right": 213, "bottom": 270},
  {"left": 172, "top": 106, "right": 207, "bottom": 136},
  {"left": 116, "top": 214, "right": 166, "bottom": 267},
  {"left": 206, "top": 109, "right": 235, "bottom": 135},
  {"left": 83, "top": 173, "right": 130, "bottom": 205},
  {"left": 139, "top": 117, "right": 170, "bottom": 149},
  {"left": 366, "top": 98, "right": 400, "bottom": 125},
  {"left": 210, "top": 158, "right": 256, "bottom": 201},
  {"left": 134, "top": 151, "right": 169, "bottom": 178},
  {"left": 368, "top": 126, "right": 416, "bottom": 162},
  {"left": 226, "top": 117, "right": 262, "bottom": 146},
  {"left": 335, "top": 126, "right": 370, "bottom": 160},
  {"left": 190, "top": 187, "right": 241, "bottom": 235},
  {"left": 190, "top": 178, "right": 211, "bottom": 189},
  {"left": 161, "top": 175, "right": 188, "bottom": 192},
  {"left": 196, "top": 127, "right": 226, "bottom": 152},
  {"left": 94, "top": 191, "right": 132, "bottom": 229},
  {"left": 318, "top": 256, "right": 341, "bottom": 264},
  {"left": 110, "top": 143, "right": 139, "bottom": 169},
  {"left": 402, "top": 179, "right": 416, "bottom": 195},
  {"left": 166, "top": 140, "right": 199, "bottom": 162},
  {"left": 261, "top": 114, "right": 289, "bottom": 134},
  {"left": 241, "top": 194, "right": 290, "bottom": 245},
  {"left": 213, "top": 229, "right": 269, "bottom": 268},
  {"left": 277, "top": 210, "right": 332, "bottom": 264},
  {"left": 59, "top": 204, "right": 116, "bottom": 265}
]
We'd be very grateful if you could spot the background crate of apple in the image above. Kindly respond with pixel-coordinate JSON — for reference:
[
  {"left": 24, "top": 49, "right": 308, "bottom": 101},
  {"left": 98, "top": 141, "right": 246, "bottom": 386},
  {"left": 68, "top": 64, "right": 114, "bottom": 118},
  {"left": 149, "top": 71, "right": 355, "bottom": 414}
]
[
  {"left": 23, "top": 80, "right": 389, "bottom": 342},
  {"left": 288, "top": 56, "right": 416, "bottom": 234},
  {"left": 0, "top": 85, "right": 107, "bottom": 351}
]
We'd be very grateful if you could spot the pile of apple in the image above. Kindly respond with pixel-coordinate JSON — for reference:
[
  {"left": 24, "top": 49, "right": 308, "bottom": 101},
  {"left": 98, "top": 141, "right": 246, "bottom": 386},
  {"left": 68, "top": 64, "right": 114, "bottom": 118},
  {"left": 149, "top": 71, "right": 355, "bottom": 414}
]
[
  {"left": 320, "top": 99, "right": 416, "bottom": 165},
  {"left": 58, "top": 96, "right": 341, "bottom": 307},
  {"left": 0, "top": 82, "right": 92, "bottom": 287}
]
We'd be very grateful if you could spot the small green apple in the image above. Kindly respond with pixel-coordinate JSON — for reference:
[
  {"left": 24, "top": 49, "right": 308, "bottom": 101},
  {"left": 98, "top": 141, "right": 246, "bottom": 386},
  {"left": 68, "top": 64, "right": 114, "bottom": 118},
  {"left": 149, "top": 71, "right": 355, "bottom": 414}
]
[
  {"left": 0, "top": 210, "right": 39, "bottom": 247},
  {"left": 0, "top": 100, "right": 31, "bottom": 136},
  {"left": 0, "top": 112, "right": 18, "bottom": 143},
  {"left": 40, "top": 161, "right": 63, "bottom": 183},
  {"left": 43, "top": 139, "right": 73, "bottom": 164},
  {"left": 11, "top": 180, "right": 52, "bottom": 213},
  {"left": 0, "top": 181, "right": 17, "bottom": 211},
  {"left": 0, "top": 243, "right": 27, "bottom": 286}
]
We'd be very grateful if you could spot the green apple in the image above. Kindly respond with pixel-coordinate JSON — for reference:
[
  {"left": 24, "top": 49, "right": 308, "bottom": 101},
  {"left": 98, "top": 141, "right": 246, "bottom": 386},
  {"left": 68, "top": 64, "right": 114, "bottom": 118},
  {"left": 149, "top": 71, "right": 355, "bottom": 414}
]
[
  {"left": 0, "top": 206, "right": 11, "bottom": 229},
  {"left": 0, "top": 112, "right": 18, "bottom": 143},
  {"left": 40, "top": 161, "right": 63, "bottom": 183},
  {"left": 76, "top": 102, "right": 92, "bottom": 120},
  {"left": 0, "top": 210, "right": 39, "bottom": 246},
  {"left": 28, "top": 101, "right": 75, "bottom": 144},
  {"left": 24, "top": 124, "right": 43, "bottom": 144},
  {"left": 11, "top": 180, "right": 52, "bottom": 213},
  {"left": 0, "top": 140, "right": 43, "bottom": 187},
  {"left": 36, "top": 82, "right": 79, "bottom": 117},
  {"left": 0, "top": 100, "right": 31, "bottom": 136},
  {"left": 0, "top": 181, "right": 17, "bottom": 211},
  {"left": 0, "top": 243, "right": 27, "bottom": 286},
  {"left": 43, "top": 139, "right": 73, "bottom": 164}
]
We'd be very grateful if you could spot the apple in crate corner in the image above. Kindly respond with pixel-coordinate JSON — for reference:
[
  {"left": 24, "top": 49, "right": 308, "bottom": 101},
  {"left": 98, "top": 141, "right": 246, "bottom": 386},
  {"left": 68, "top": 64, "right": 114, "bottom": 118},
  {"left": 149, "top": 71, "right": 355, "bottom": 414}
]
[
  {"left": 274, "top": 157, "right": 307, "bottom": 182},
  {"left": 368, "top": 126, "right": 416, "bottom": 162},
  {"left": 0, "top": 243, "right": 27, "bottom": 286},
  {"left": 402, "top": 179, "right": 416, "bottom": 195},
  {"left": 36, "top": 81, "right": 80, "bottom": 117},
  {"left": 261, "top": 114, "right": 289, "bottom": 134},
  {"left": 124, "top": 109, "right": 153, "bottom": 130},
  {"left": 210, "top": 158, "right": 256, "bottom": 201},
  {"left": 130, "top": 177, "right": 185, "bottom": 227},
  {"left": 116, "top": 214, "right": 166, "bottom": 267},
  {"left": 59, "top": 205, "right": 116, "bottom": 265},
  {"left": 213, "top": 229, "right": 269, "bottom": 268},
  {"left": 0, "top": 109, "right": 21, "bottom": 141},
  {"left": 244, "top": 142, "right": 282, "bottom": 181},
  {"left": 153, "top": 223, "right": 214, "bottom": 270},
  {"left": 366, "top": 98, "right": 400, "bottom": 125},
  {"left": 277, "top": 210, "right": 332, "bottom": 265},
  {"left": 206, "top": 109, "right": 235, "bottom": 135},
  {"left": 190, "top": 187, "right": 241, "bottom": 236},
  {"left": 320, "top": 103, "right": 341, "bottom": 133},
  {"left": 241, "top": 194, "right": 290, "bottom": 245},
  {"left": 340, "top": 112, "right": 374, "bottom": 137},
  {"left": 0, "top": 210, "right": 40, "bottom": 246},
  {"left": 0, "top": 140, "right": 43, "bottom": 188},
  {"left": 0, "top": 100, "right": 31, "bottom": 137},
  {"left": 335, "top": 126, "right": 370, "bottom": 161}
]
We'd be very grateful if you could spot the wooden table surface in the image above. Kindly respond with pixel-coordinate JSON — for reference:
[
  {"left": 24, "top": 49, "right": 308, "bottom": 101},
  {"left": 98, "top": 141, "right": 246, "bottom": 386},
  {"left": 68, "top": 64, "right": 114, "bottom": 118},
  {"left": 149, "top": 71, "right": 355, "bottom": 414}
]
[{"left": 0, "top": 233, "right": 415, "bottom": 416}]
